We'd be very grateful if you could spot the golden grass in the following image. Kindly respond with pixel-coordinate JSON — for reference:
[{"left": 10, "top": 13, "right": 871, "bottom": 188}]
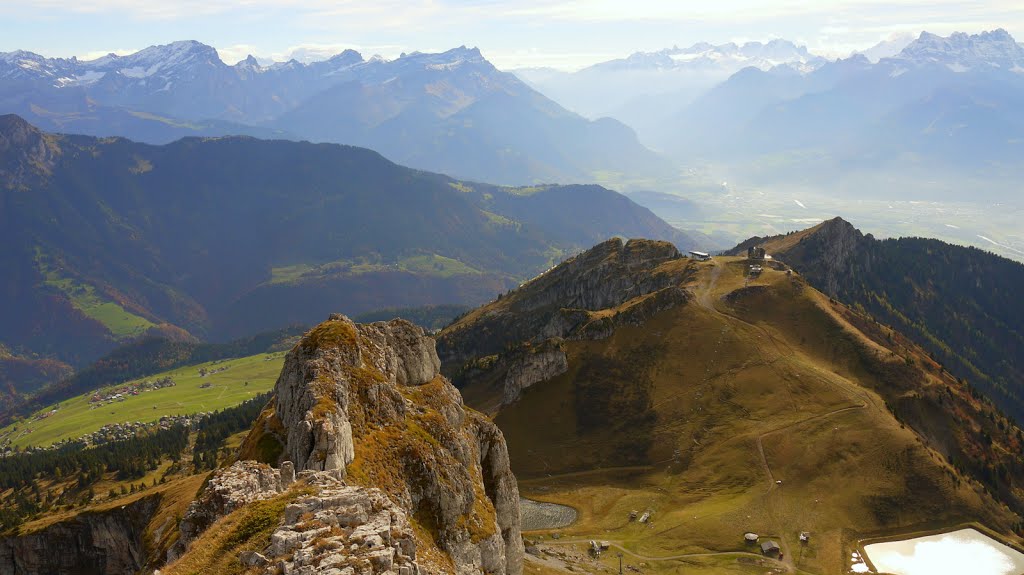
[
  {"left": 487, "top": 258, "right": 1023, "bottom": 573},
  {"left": 161, "top": 485, "right": 313, "bottom": 575}
]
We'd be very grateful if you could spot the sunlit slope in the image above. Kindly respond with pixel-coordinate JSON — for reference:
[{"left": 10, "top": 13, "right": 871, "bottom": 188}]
[
  {"left": 0, "top": 352, "right": 285, "bottom": 448},
  {"left": 448, "top": 253, "right": 1023, "bottom": 574}
]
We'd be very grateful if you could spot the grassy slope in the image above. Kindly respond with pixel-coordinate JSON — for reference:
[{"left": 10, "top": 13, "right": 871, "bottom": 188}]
[
  {"left": 269, "top": 253, "right": 484, "bottom": 285},
  {"left": 488, "top": 257, "right": 1020, "bottom": 575},
  {"left": 0, "top": 352, "right": 285, "bottom": 448},
  {"left": 35, "top": 248, "right": 157, "bottom": 339}
]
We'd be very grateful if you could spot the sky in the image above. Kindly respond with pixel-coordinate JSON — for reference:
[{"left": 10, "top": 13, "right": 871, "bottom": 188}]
[{"left": 1, "top": 0, "right": 1022, "bottom": 70}]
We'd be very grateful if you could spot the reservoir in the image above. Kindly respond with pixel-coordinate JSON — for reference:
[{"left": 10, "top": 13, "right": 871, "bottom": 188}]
[
  {"left": 862, "top": 528, "right": 1024, "bottom": 575},
  {"left": 520, "top": 498, "right": 578, "bottom": 531}
]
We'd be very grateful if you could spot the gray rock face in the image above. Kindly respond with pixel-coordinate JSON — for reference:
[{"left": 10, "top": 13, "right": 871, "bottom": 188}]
[
  {"left": 269, "top": 478, "right": 419, "bottom": 575},
  {"left": 168, "top": 461, "right": 425, "bottom": 575},
  {"left": 439, "top": 238, "right": 692, "bottom": 405},
  {"left": 171, "top": 460, "right": 284, "bottom": 560},
  {"left": 274, "top": 315, "right": 443, "bottom": 474},
  {"left": 0, "top": 494, "right": 160, "bottom": 575},
  {"left": 246, "top": 315, "right": 523, "bottom": 575},
  {"left": 0, "top": 115, "right": 60, "bottom": 190},
  {"left": 727, "top": 217, "right": 873, "bottom": 298},
  {"left": 501, "top": 340, "right": 569, "bottom": 405}
]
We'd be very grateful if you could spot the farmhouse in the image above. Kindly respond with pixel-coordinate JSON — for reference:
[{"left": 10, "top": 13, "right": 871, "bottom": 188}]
[
  {"left": 761, "top": 540, "right": 781, "bottom": 555},
  {"left": 689, "top": 251, "right": 711, "bottom": 261}
]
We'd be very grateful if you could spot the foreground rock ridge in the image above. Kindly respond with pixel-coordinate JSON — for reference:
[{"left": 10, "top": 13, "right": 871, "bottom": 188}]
[{"left": 170, "top": 315, "right": 524, "bottom": 575}]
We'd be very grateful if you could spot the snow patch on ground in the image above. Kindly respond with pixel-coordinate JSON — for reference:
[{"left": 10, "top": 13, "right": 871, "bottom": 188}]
[
  {"left": 120, "top": 64, "right": 161, "bottom": 78},
  {"left": 73, "top": 71, "right": 106, "bottom": 84}
]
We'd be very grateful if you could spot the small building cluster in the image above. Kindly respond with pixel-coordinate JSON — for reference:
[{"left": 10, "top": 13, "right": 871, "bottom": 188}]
[
  {"left": 79, "top": 413, "right": 208, "bottom": 446},
  {"left": 588, "top": 540, "right": 611, "bottom": 556},
  {"left": 198, "top": 365, "right": 231, "bottom": 377},
  {"left": 89, "top": 376, "right": 176, "bottom": 407},
  {"left": 0, "top": 412, "right": 211, "bottom": 457}
]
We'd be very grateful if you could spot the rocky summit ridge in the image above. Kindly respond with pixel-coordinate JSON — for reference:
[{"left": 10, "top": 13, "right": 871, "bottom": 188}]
[
  {"left": 168, "top": 314, "right": 524, "bottom": 575},
  {"left": 438, "top": 238, "right": 694, "bottom": 409}
]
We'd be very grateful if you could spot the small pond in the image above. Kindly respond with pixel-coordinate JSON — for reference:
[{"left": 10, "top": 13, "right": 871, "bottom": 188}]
[
  {"left": 520, "top": 497, "right": 578, "bottom": 531},
  {"left": 863, "top": 528, "right": 1024, "bottom": 575}
]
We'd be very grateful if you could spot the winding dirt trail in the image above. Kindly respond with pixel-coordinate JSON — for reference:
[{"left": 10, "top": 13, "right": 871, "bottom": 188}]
[
  {"left": 691, "top": 259, "right": 883, "bottom": 571},
  {"left": 543, "top": 538, "right": 790, "bottom": 567}
]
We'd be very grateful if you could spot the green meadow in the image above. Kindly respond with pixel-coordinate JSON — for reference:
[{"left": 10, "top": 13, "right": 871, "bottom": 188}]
[
  {"left": 0, "top": 352, "right": 287, "bottom": 448},
  {"left": 34, "top": 247, "right": 156, "bottom": 339}
]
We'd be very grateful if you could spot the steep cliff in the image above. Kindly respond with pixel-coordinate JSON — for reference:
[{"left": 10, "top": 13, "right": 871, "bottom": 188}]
[
  {"left": 0, "top": 494, "right": 160, "bottom": 575},
  {"left": 170, "top": 315, "right": 524, "bottom": 575},
  {"left": 438, "top": 238, "right": 694, "bottom": 409}
]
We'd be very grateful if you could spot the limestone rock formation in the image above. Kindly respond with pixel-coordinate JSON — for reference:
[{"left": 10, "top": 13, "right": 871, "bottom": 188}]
[
  {"left": 726, "top": 217, "right": 874, "bottom": 297},
  {"left": 170, "top": 461, "right": 420, "bottom": 575},
  {"left": 0, "top": 114, "right": 60, "bottom": 190},
  {"left": 438, "top": 238, "right": 693, "bottom": 406},
  {"left": 170, "top": 461, "right": 286, "bottom": 560},
  {"left": 234, "top": 315, "right": 523, "bottom": 575},
  {"left": 501, "top": 339, "right": 569, "bottom": 405},
  {"left": 0, "top": 494, "right": 160, "bottom": 575},
  {"left": 269, "top": 477, "right": 418, "bottom": 575}
]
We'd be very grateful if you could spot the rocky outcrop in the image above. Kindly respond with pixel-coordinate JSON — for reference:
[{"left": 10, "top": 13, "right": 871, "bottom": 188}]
[
  {"left": 501, "top": 340, "right": 569, "bottom": 405},
  {"left": 170, "top": 461, "right": 420, "bottom": 575},
  {"left": 0, "top": 114, "right": 60, "bottom": 190},
  {"left": 170, "top": 461, "right": 286, "bottom": 560},
  {"left": 727, "top": 217, "right": 874, "bottom": 298},
  {"left": 268, "top": 479, "right": 418, "bottom": 575},
  {"left": 228, "top": 315, "right": 523, "bottom": 575},
  {"left": 0, "top": 494, "right": 160, "bottom": 575},
  {"left": 274, "top": 314, "right": 444, "bottom": 473},
  {"left": 438, "top": 238, "right": 693, "bottom": 405}
]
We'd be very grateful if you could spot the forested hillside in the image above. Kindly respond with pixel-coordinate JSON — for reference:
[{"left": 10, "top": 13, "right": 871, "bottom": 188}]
[
  {"left": 0, "top": 115, "right": 700, "bottom": 379},
  {"left": 731, "top": 218, "right": 1024, "bottom": 421}
]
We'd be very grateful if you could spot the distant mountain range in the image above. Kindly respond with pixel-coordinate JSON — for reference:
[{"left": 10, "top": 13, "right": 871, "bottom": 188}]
[
  {"left": 0, "top": 115, "right": 701, "bottom": 390},
  {"left": 653, "top": 29, "right": 1024, "bottom": 200},
  {"left": 513, "top": 39, "right": 826, "bottom": 136},
  {"left": 0, "top": 42, "right": 669, "bottom": 185}
]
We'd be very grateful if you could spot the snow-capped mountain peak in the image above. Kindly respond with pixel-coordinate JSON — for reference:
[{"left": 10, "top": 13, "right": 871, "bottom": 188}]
[
  {"left": 395, "top": 46, "right": 489, "bottom": 71},
  {"left": 894, "top": 29, "right": 1024, "bottom": 71},
  {"left": 118, "top": 40, "right": 222, "bottom": 71},
  {"left": 591, "top": 39, "right": 825, "bottom": 74}
]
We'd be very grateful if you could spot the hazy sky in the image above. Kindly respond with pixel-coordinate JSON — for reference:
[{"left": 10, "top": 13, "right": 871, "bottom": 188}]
[{"left": 2, "top": 0, "right": 1022, "bottom": 69}]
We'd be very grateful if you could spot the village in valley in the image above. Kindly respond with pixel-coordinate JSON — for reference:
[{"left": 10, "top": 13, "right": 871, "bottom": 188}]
[{"left": 0, "top": 353, "right": 286, "bottom": 454}]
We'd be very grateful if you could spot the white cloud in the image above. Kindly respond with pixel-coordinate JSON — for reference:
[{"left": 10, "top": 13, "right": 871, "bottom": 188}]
[
  {"left": 3, "top": 0, "right": 1024, "bottom": 70},
  {"left": 216, "top": 42, "right": 410, "bottom": 65},
  {"left": 77, "top": 48, "right": 137, "bottom": 61},
  {"left": 215, "top": 44, "right": 263, "bottom": 65}
]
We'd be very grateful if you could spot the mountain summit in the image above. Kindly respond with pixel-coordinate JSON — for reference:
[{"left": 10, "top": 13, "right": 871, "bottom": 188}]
[
  {"left": 434, "top": 234, "right": 1024, "bottom": 573},
  {"left": 0, "top": 42, "right": 669, "bottom": 185},
  {"left": 894, "top": 28, "right": 1024, "bottom": 70},
  {"left": 728, "top": 218, "right": 1024, "bottom": 422}
]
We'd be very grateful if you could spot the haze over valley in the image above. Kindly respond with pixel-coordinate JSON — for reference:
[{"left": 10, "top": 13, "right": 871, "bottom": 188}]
[{"left": 1, "top": 3, "right": 1023, "bottom": 575}]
